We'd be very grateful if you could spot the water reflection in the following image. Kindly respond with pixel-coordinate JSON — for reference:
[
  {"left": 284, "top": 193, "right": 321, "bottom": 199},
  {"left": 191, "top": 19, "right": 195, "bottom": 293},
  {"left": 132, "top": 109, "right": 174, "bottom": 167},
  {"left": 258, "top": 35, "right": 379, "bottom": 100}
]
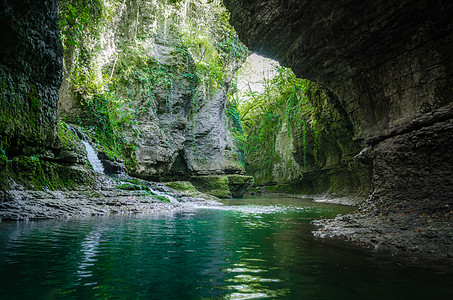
[
  {"left": 0, "top": 198, "right": 452, "bottom": 299},
  {"left": 224, "top": 262, "right": 287, "bottom": 298},
  {"left": 77, "top": 229, "right": 103, "bottom": 281}
]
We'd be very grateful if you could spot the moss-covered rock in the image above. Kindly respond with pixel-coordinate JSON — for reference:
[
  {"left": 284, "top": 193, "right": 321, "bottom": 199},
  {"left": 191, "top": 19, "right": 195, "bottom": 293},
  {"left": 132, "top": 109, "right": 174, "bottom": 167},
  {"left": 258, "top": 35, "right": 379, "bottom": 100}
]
[
  {"left": 164, "top": 181, "right": 198, "bottom": 192},
  {"left": 264, "top": 183, "right": 306, "bottom": 194},
  {"left": 2, "top": 156, "right": 94, "bottom": 191},
  {"left": 0, "top": 1, "right": 62, "bottom": 154},
  {"left": 227, "top": 174, "right": 254, "bottom": 198},
  {"left": 189, "top": 174, "right": 254, "bottom": 198},
  {"left": 116, "top": 183, "right": 143, "bottom": 191},
  {"left": 0, "top": 154, "right": 8, "bottom": 189},
  {"left": 190, "top": 175, "right": 232, "bottom": 198}
]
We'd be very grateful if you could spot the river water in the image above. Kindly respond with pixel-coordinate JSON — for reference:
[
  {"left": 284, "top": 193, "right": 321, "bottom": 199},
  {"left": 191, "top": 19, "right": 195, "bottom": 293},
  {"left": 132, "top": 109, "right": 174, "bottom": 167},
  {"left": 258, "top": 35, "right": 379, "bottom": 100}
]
[{"left": 0, "top": 197, "right": 452, "bottom": 299}]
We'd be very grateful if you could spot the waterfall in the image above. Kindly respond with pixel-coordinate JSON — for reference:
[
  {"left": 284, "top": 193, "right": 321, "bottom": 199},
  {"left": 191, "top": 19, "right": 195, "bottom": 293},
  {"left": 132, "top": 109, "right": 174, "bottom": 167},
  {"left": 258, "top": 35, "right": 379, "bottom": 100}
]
[
  {"left": 149, "top": 188, "right": 179, "bottom": 204},
  {"left": 82, "top": 141, "right": 105, "bottom": 174}
]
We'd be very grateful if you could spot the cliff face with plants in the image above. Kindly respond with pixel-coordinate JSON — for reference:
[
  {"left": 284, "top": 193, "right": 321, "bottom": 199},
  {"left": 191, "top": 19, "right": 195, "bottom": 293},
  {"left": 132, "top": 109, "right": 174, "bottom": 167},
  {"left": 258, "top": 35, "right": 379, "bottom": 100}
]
[
  {"left": 0, "top": 0, "right": 94, "bottom": 191},
  {"left": 58, "top": 0, "right": 249, "bottom": 181},
  {"left": 225, "top": 0, "right": 453, "bottom": 205},
  {"left": 233, "top": 66, "right": 370, "bottom": 197},
  {"left": 0, "top": 0, "right": 253, "bottom": 199}
]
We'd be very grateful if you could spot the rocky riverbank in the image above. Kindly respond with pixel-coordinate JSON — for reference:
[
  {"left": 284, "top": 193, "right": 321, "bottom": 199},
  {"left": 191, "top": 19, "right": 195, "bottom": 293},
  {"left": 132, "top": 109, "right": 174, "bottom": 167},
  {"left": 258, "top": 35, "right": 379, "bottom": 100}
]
[
  {"left": 0, "top": 174, "right": 220, "bottom": 221},
  {"left": 313, "top": 198, "right": 453, "bottom": 270}
]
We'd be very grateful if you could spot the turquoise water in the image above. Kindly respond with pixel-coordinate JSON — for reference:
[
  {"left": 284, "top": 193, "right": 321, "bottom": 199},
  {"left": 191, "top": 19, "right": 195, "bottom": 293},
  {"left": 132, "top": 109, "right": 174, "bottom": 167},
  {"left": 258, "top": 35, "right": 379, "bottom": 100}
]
[{"left": 0, "top": 197, "right": 452, "bottom": 299}]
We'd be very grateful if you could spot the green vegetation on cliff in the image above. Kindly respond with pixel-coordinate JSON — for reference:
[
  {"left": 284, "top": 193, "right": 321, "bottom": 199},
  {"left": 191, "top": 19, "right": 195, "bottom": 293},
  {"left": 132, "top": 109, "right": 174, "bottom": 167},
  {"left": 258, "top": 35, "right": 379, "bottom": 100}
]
[
  {"left": 230, "top": 56, "right": 369, "bottom": 195},
  {"left": 58, "top": 0, "right": 248, "bottom": 175},
  {"left": 231, "top": 64, "right": 321, "bottom": 183}
]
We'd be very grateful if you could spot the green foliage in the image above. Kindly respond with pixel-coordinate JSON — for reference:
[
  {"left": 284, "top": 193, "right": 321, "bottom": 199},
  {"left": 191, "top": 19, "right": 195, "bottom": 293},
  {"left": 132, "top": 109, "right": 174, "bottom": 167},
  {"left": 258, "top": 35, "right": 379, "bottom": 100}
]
[
  {"left": 234, "top": 65, "right": 324, "bottom": 180},
  {"left": 226, "top": 95, "right": 246, "bottom": 167},
  {"left": 177, "top": 0, "right": 248, "bottom": 99},
  {"left": 81, "top": 92, "right": 137, "bottom": 169},
  {"left": 58, "top": 0, "right": 121, "bottom": 98},
  {"left": 58, "top": 0, "right": 248, "bottom": 175},
  {"left": 58, "top": 0, "right": 114, "bottom": 49}
]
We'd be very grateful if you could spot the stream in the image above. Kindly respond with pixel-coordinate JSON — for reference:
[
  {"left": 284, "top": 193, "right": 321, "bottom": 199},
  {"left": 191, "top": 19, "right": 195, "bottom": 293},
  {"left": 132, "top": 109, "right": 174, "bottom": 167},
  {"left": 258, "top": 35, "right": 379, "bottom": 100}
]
[{"left": 0, "top": 196, "right": 452, "bottom": 299}]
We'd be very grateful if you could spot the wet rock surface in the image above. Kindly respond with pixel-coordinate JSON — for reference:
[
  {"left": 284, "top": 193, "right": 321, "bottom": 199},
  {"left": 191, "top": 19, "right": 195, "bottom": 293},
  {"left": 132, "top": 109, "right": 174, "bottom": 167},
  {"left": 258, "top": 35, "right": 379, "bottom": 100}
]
[
  {"left": 0, "top": 175, "right": 220, "bottom": 221},
  {"left": 0, "top": 0, "right": 62, "bottom": 151},
  {"left": 313, "top": 108, "right": 453, "bottom": 267},
  {"left": 313, "top": 204, "right": 453, "bottom": 268}
]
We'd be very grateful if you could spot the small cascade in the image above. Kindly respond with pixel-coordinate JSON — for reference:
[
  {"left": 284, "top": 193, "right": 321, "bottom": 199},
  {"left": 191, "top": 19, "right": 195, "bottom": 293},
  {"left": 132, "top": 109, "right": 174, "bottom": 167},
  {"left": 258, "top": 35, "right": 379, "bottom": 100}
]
[
  {"left": 66, "top": 124, "right": 88, "bottom": 141},
  {"left": 149, "top": 188, "right": 179, "bottom": 204},
  {"left": 66, "top": 123, "right": 105, "bottom": 174},
  {"left": 82, "top": 141, "right": 105, "bottom": 174}
]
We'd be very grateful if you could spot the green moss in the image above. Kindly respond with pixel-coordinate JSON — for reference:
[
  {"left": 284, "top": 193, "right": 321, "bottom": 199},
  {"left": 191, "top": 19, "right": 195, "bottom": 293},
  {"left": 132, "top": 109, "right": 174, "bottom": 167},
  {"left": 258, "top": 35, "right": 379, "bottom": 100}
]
[
  {"left": 116, "top": 183, "right": 142, "bottom": 190},
  {"left": 227, "top": 174, "right": 254, "bottom": 198},
  {"left": 2, "top": 156, "right": 94, "bottom": 191},
  {"left": 0, "top": 155, "right": 8, "bottom": 189},
  {"left": 122, "top": 177, "right": 143, "bottom": 185},
  {"left": 58, "top": 121, "right": 80, "bottom": 150},
  {"left": 28, "top": 84, "right": 40, "bottom": 131},
  {"left": 1, "top": 76, "right": 43, "bottom": 149},
  {"left": 248, "top": 186, "right": 260, "bottom": 194},
  {"left": 264, "top": 183, "right": 304, "bottom": 194},
  {"left": 208, "top": 189, "right": 232, "bottom": 199},
  {"left": 226, "top": 98, "right": 246, "bottom": 167},
  {"left": 265, "top": 184, "right": 289, "bottom": 193},
  {"left": 164, "top": 181, "right": 198, "bottom": 192},
  {"left": 152, "top": 195, "right": 169, "bottom": 203},
  {"left": 56, "top": 165, "right": 95, "bottom": 189},
  {"left": 190, "top": 175, "right": 232, "bottom": 198}
]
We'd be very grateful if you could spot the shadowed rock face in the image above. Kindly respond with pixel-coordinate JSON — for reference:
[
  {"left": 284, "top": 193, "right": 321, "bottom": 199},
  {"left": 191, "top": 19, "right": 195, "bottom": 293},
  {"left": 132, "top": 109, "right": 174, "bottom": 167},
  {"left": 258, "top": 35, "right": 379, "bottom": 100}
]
[
  {"left": 224, "top": 0, "right": 453, "bottom": 203},
  {"left": 0, "top": 0, "right": 62, "bottom": 151},
  {"left": 224, "top": 0, "right": 453, "bottom": 137}
]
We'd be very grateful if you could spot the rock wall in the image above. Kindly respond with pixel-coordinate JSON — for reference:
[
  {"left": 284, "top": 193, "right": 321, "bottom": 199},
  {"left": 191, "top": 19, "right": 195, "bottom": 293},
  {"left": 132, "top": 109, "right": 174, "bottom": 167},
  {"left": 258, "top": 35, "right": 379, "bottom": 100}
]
[
  {"left": 249, "top": 81, "right": 371, "bottom": 197},
  {"left": 224, "top": 0, "right": 453, "bottom": 203},
  {"left": 0, "top": 1, "right": 95, "bottom": 191},
  {"left": 0, "top": 0, "right": 62, "bottom": 153},
  {"left": 288, "top": 86, "right": 371, "bottom": 197}
]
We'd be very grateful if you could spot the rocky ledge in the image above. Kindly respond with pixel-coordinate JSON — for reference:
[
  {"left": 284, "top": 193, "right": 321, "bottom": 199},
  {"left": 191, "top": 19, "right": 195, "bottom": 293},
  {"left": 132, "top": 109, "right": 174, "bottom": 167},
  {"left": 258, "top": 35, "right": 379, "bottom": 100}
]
[
  {"left": 0, "top": 175, "right": 220, "bottom": 221},
  {"left": 313, "top": 203, "right": 453, "bottom": 270},
  {"left": 313, "top": 108, "right": 453, "bottom": 268}
]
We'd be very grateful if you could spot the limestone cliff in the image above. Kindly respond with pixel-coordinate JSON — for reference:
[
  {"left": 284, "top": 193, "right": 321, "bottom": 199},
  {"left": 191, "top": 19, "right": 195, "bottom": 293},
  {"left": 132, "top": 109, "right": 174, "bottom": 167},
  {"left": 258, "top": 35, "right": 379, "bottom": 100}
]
[
  {"left": 58, "top": 0, "right": 249, "bottom": 184},
  {"left": 0, "top": 0, "right": 253, "bottom": 198},
  {"left": 0, "top": 0, "right": 95, "bottom": 190}
]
